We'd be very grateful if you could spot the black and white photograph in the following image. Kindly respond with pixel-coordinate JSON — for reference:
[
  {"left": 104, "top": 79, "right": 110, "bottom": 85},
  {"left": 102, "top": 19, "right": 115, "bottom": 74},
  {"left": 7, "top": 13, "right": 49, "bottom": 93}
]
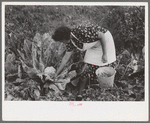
[{"left": 2, "top": 2, "right": 149, "bottom": 121}]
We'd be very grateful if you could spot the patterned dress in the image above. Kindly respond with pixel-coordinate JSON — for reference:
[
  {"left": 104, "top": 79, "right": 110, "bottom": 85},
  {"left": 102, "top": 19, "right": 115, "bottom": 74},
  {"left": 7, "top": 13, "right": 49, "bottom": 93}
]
[
  {"left": 66, "top": 24, "right": 114, "bottom": 83},
  {"left": 66, "top": 24, "right": 108, "bottom": 52}
]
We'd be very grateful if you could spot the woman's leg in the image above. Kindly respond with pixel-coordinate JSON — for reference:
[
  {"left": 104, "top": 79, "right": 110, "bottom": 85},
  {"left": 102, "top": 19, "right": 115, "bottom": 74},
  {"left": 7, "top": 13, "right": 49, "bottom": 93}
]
[
  {"left": 77, "top": 63, "right": 89, "bottom": 95},
  {"left": 77, "top": 63, "right": 99, "bottom": 95},
  {"left": 78, "top": 77, "right": 89, "bottom": 95}
]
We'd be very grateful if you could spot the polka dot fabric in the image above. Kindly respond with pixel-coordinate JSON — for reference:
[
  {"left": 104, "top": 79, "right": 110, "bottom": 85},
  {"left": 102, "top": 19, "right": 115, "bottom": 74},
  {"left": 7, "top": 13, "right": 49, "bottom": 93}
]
[
  {"left": 66, "top": 40, "right": 76, "bottom": 52},
  {"left": 66, "top": 24, "right": 108, "bottom": 52},
  {"left": 80, "top": 62, "right": 115, "bottom": 84},
  {"left": 80, "top": 63, "right": 99, "bottom": 84},
  {"left": 72, "top": 24, "right": 107, "bottom": 43}
]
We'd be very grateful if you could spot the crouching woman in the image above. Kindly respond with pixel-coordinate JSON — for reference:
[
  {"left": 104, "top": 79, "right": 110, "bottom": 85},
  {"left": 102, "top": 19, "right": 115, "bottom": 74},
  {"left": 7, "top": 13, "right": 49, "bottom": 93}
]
[{"left": 52, "top": 24, "right": 116, "bottom": 100}]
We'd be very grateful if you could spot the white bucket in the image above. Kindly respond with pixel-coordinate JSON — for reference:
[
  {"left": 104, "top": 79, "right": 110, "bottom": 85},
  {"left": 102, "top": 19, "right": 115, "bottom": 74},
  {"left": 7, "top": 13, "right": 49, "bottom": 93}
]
[{"left": 95, "top": 67, "right": 116, "bottom": 88}]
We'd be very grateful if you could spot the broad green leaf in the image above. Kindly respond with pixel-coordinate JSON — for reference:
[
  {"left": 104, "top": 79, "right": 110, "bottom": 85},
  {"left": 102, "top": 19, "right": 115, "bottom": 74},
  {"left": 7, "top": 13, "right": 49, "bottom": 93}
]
[
  {"left": 44, "top": 40, "right": 55, "bottom": 56},
  {"left": 23, "top": 89, "right": 29, "bottom": 100},
  {"left": 19, "top": 58, "right": 39, "bottom": 78},
  {"left": 32, "top": 43, "right": 38, "bottom": 69},
  {"left": 15, "top": 78, "right": 26, "bottom": 83},
  {"left": 42, "top": 33, "right": 50, "bottom": 41},
  {"left": 6, "top": 53, "right": 16, "bottom": 63},
  {"left": 48, "top": 83, "right": 62, "bottom": 95},
  {"left": 34, "top": 89, "right": 40, "bottom": 98},
  {"left": 31, "top": 43, "right": 45, "bottom": 72},
  {"left": 23, "top": 39, "right": 32, "bottom": 59},
  {"left": 26, "top": 68, "right": 39, "bottom": 79},
  {"left": 56, "top": 68, "right": 68, "bottom": 79},
  {"left": 55, "top": 78, "right": 70, "bottom": 90},
  {"left": 40, "top": 42, "right": 45, "bottom": 66},
  {"left": 34, "top": 58, "right": 45, "bottom": 72},
  {"left": 12, "top": 78, "right": 25, "bottom": 86},
  {"left": 33, "top": 33, "right": 42, "bottom": 48},
  {"left": 5, "top": 94, "right": 14, "bottom": 101},
  {"left": 62, "top": 96, "right": 68, "bottom": 101},
  {"left": 19, "top": 58, "right": 31, "bottom": 73},
  {"left": 6, "top": 73, "right": 18, "bottom": 82},
  {"left": 17, "top": 49, "right": 25, "bottom": 60},
  {"left": 18, "top": 64, "right": 22, "bottom": 78}
]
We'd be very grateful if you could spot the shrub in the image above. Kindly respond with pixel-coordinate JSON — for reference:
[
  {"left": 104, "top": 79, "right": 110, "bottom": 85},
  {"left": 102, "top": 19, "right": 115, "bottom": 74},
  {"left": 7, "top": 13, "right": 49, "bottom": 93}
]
[{"left": 100, "top": 6, "right": 145, "bottom": 55}]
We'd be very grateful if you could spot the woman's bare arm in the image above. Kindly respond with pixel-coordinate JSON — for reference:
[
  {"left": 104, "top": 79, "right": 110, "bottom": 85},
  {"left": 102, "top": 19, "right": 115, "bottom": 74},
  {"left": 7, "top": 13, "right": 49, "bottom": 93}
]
[
  {"left": 97, "top": 31, "right": 107, "bottom": 63},
  {"left": 55, "top": 51, "right": 73, "bottom": 76}
]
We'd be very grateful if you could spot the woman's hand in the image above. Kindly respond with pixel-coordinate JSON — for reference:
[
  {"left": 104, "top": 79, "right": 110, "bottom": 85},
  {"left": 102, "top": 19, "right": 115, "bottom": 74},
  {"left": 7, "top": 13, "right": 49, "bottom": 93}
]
[
  {"left": 102, "top": 54, "right": 107, "bottom": 63},
  {"left": 54, "top": 73, "right": 58, "bottom": 79},
  {"left": 53, "top": 73, "right": 58, "bottom": 82}
]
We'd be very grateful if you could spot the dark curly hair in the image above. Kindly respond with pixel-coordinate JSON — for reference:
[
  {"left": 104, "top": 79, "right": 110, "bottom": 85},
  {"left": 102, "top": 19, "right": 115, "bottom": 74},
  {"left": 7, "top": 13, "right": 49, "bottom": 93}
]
[{"left": 52, "top": 26, "right": 71, "bottom": 42}]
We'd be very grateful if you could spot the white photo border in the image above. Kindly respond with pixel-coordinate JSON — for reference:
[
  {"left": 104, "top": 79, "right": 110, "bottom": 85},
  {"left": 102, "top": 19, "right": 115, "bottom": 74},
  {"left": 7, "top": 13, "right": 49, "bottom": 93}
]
[{"left": 2, "top": 2, "right": 149, "bottom": 121}]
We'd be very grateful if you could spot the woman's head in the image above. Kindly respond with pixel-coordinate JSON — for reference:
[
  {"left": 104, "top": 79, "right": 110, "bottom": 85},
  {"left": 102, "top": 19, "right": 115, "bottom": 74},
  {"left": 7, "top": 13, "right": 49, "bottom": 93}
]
[{"left": 52, "top": 26, "right": 71, "bottom": 43}]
